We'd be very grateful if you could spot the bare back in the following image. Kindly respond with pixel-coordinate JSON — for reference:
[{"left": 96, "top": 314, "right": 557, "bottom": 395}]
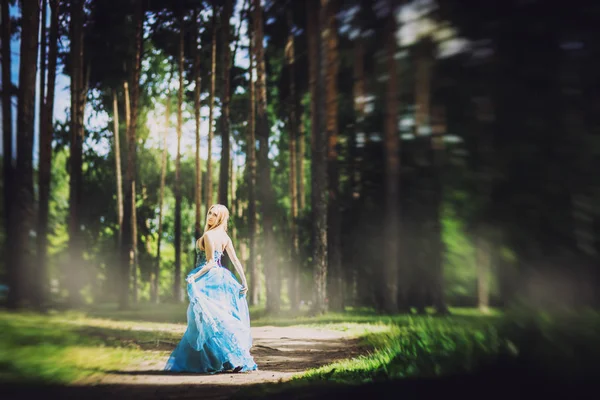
[
  {"left": 197, "top": 229, "right": 244, "bottom": 278},
  {"left": 198, "top": 229, "right": 229, "bottom": 254}
]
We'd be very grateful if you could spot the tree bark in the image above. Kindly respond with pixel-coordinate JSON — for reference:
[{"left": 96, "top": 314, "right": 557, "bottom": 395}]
[
  {"left": 247, "top": 20, "right": 258, "bottom": 306},
  {"left": 253, "top": 0, "right": 279, "bottom": 313},
  {"left": 2, "top": 0, "right": 16, "bottom": 308},
  {"left": 285, "top": 9, "right": 300, "bottom": 311},
  {"left": 193, "top": 11, "right": 203, "bottom": 240},
  {"left": 112, "top": 87, "right": 124, "bottom": 302},
  {"left": 112, "top": 89, "right": 124, "bottom": 254},
  {"left": 324, "top": 0, "right": 342, "bottom": 312},
  {"left": 307, "top": 0, "right": 328, "bottom": 314},
  {"left": 349, "top": 31, "right": 366, "bottom": 306},
  {"left": 173, "top": 11, "right": 184, "bottom": 303},
  {"left": 219, "top": 0, "right": 233, "bottom": 207},
  {"left": 68, "top": 0, "right": 85, "bottom": 307},
  {"left": 120, "top": 0, "right": 143, "bottom": 310},
  {"left": 307, "top": 0, "right": 318, "bottom": 259},
  {"left": 206, "top": 13, "right": 217, "bottom": 208},
  {"left": 13, "top": 0, "right": 40, "bottom": 308},
  {"left": 131, "top": 182, "right": 138, "bottom": 304},
  {"left": 123, "top": 76, "right": 138, "bottom": 304},
  {"left": 39, "top": 0, "right": 47, "bottom": 142},
  {"left": 36, "top": 0, "right": 56, "bottom": 309},
  {"left": 383, "top": 4, "right": 400, "bottom": 313},
  {"left": 153, "top": 80, "right": 170, "bottom": 304}
]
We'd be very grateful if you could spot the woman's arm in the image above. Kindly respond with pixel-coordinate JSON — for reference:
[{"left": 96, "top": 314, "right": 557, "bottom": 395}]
[
  {"left": 187, "top": 234, "right": 218, "bottom": 283},
  {"left": 225, "top": 237, "right": 248, "bottom": 294}
]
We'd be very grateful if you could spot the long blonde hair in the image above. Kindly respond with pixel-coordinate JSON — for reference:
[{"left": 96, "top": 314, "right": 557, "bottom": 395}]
[
  {"left": 204, "top": 204, "right": 229, "bottom": 233},
  {"left": 197, "top": 204, "right": 229, "bottom": 250}
]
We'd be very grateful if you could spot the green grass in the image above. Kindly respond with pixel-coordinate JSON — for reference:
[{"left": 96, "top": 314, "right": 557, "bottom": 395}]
[
  {"left": 0, "top": 304, "right": 497, "bottom": 385},
  {"left": 233, "top": 307, "right": 600, "bottom": 398},
  {"left": 1, "top": 303, "right": 598, "bottom": 393},
  {"left": 0, "top": 310, "right": 182, "bottom": 384}
]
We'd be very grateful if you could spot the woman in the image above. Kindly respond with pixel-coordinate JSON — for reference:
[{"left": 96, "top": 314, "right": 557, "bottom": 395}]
[{"left": 164, "top": 204, "right": 257, "bottom": 373}]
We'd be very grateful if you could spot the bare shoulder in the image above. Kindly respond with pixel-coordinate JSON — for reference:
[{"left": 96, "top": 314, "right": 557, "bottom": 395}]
[
  {"left": 204, "top": 230, "right": 230, "bottom": 250},
  {"left": 221, "top": 232, "right": 232, "bottom": 249},
  {"left": 198, "top": 231, "right": 214, "bottom": 249}
]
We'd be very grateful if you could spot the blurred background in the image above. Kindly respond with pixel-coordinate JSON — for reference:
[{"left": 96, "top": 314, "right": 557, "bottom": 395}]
[{"left": 0, "top": 0, "right": 599, "bottom": 391}]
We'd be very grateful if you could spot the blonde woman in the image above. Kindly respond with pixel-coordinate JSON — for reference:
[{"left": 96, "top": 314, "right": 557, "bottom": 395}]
[{"left": 164, "top": 204, "right": 257, "bottom": 373}]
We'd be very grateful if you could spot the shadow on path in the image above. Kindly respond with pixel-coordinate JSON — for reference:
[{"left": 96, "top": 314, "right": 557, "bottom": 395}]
[{"left": 0, "top": 326, "right": 365, "bottom": 399}]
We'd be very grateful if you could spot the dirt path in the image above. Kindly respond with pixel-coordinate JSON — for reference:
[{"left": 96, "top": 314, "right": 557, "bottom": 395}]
[{"left": 1, "top": 326, "right": 364, "bottom": 400}]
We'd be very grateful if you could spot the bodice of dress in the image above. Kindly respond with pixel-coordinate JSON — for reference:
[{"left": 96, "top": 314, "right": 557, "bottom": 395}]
[{"left": 195, "top": 249, "right": 224, "bottom": 268}]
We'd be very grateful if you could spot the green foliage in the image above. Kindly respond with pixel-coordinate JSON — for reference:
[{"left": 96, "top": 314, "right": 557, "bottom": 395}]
[
  {"left": 1, "top": 305, "right": 598, "bottom": 389},
  {"left": 0, "top": 311, "right": 177, "bottom": 384},
  {"left": 235, "top": 308, "right": 600, "bottom": 398}
]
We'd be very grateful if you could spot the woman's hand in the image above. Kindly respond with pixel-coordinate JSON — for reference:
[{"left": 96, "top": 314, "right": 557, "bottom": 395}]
[
  {"left": 240, "top": 286, "right": 248, "bottom": 295},
  {"left": 186, "top": 275, "right": 195, "bottom": 284}
]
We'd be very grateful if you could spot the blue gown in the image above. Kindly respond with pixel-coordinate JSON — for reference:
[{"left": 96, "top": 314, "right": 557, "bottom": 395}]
[{"left": 164, "top": 249, "right": 258, "bottom": 373}]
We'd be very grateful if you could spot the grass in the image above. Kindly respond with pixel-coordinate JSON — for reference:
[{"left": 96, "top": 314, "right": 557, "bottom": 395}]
[
  {"left": 0, "top": 310, "right": 183, "bottom": 384},
  {"left": 1, "top": 302, "right": 598, "bottom": 395},
  {"left": 233, "top": 306, "right": 600, "bottom": 398}
]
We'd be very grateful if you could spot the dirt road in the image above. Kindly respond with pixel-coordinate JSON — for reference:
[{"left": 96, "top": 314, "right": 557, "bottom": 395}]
[{"left": 2, "top": 326, "right": 364, "bottom": 400}]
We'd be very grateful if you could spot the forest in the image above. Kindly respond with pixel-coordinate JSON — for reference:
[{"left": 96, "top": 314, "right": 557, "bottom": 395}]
[{"left": 1, "top": 0, "right": 599, "bottom": 398}]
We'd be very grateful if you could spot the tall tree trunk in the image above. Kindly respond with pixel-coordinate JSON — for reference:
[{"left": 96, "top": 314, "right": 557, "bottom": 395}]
[
  {"left": 153, "top": 85, "right": 170, "bottom": 304},
  {"left": 285, "top": 9, "right": 300, "bottom": 311},
  {"left": 206, "top": 13, "right": 217, "bottom": 208},
  {"left": 219, "top": 0, "right": 233, "bottom": 207},
  {"left": 39, "top": 0, "right": 47, "bottom": 144},
  {"left": 112, "top": 89, "right": 123, "bottom": 253},
  {"left": 307, "top": 0, "right": 328, "bottom": 314},
  {"left": 383, "top": 4, "right": 399, "bottom": 313},
  {"left": 131, "top": 182, "right": 138, "bottom": 304},
  {"left": 307, "top": 0, "right": 318, "bottom": 261},
  {"left": 324, "top": 0, "right": 342, "bottom": 312},
  {"left": 39, "top": 1, "right": 47, "bottom": 133},
  {"left": 121, "top": 78, "right": 133, "bottom": 305},
  {"left": 173, "top": 12, "right": 184, "bottom": 303},
  {"left": 68, "top": 0, "right": 85, "bottom": 307},
  {"left": 227, "top": 0, "right": 246, "bottom": 247},
  {"left": 253, "top": 0, "right": 279, "bottom": 313},
  {"left": 36, "top": 0, "right": 47, "bottom": 307},
  {"left": 349, "top": 32, "right": 366, "bottom": 306},
  {"left": 219, "top": 0, "right": 233, "bottom": 270},
  {"left": 130, "top": 11, "right": 144, "bottom": 305},
  {"left": 37, "top": 0, "right": 59, "bottom": 309},
  {"left": 124, "top": 79, "right": 139, "bottom": 303},
  {"left": 13, "top": 0, "right": 40, "bottom": 308},
  {"left": 123, "top": 77, "right": 134, "bottom": 302},
  {"left": 120, "top": 0, "right": 143, "bottom": 310},
  {"left": 2, "top": 0, "right": 16, "bottom": 308},
  {"left": 125, "top": 77, "right": 138, "bottom": 304},
  {"left": 111, "top": 88, "right": 124, "bottom": 301},
  {"left": 123, "top": 81, "right": 130, "bottom": 142},
  {"left": 247, "top": 21, "right": 258, "bottom": 306},
  {"left": 193, "top": 12, "right": 202, "bottom": 240}
]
